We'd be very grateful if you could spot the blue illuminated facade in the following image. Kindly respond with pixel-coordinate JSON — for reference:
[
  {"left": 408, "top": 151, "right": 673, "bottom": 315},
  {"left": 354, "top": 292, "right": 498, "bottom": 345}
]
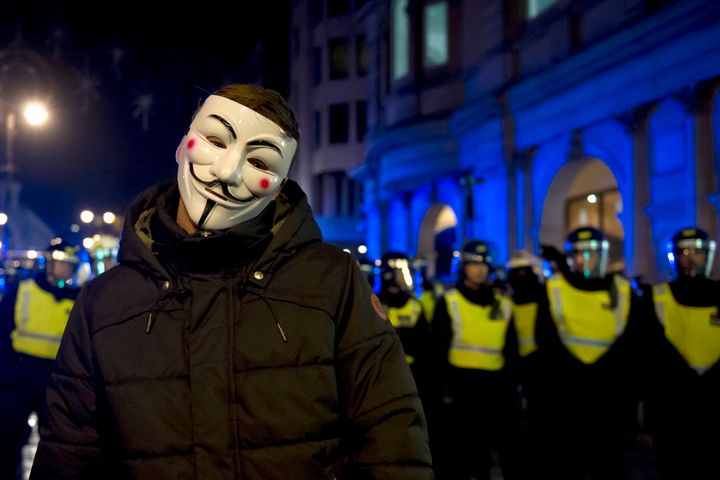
[{"left": 292, "top": 0, "right": 720, "bottom": 281}]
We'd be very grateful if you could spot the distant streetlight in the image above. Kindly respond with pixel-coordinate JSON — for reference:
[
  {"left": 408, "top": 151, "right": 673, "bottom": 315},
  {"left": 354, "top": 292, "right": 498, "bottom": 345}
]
[
  {"left": 2, "top": 100, "right": 50, "bottom": 180},
  {"left": 22, "top": 101, "right": 49, "bottom": 126},
  {"left": 103, "top": 211, "right": 116, "bottom": 224},
  {"left": 587, "top": 194, "right": 598, "bottom": 204},
  {"left": 82, "top": 237, "right": 94, "bottom": 249},
  {"left": 0, "top": 212, "right": 7, "bottom": 225},
  {"left": 80, "top": 210, "right": 95, "bottom": 223}
]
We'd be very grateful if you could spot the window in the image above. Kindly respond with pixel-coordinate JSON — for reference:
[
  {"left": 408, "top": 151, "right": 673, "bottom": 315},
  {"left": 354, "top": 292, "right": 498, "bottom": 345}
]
[
  {"left": 423, "top": 2, "right": 448, "bottom": 69},
  {"left": 527, "top": 0, "right": 558, "bottom": 19},
  {"left": 391, "top": 0, "right": 410, "bottom": 80},
  {"left": 312, "top": 47, "right": 323, "bottom": 85},
  {"left": 355, "top": 35, "right": 368, "bottom": 76},
  {"left": 329, "top": 103, "right": 350, "bottom": 144},
  {"left": 566, "top": 189, "right": 622, "bottom": 235},
  {"left": 356, "top": 101, "right": 367, "bottom": 142},
  {"left": 314, "top": 110, "right": 322, "bottom": 147},
  {"left": 329, "top": 38, "right": 350, "bottom": 80},
  {"left": 328, "top": 0, "right": 351, "bottom": 16}
]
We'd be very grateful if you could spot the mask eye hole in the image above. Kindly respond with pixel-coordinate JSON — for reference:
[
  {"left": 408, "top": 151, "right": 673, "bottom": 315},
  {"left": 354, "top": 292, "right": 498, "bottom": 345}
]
[
  {"left": 206, "top": 135, "right": 226, "bottom": 148},
  {"left": 247, "top": 158, "right": 269, "bottom": 171}
]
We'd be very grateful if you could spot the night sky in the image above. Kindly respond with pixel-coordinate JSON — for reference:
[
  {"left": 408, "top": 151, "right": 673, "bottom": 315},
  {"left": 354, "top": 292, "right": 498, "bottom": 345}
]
[{"left": 0, "top": 1, "right": 291, "bottom": 241}]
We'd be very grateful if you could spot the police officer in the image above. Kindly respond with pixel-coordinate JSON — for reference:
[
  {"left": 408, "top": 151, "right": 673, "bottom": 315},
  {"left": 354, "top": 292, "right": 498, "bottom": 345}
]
[
  {"left": 507, "top": 251, "right": 544, "bottom": 359},
  {"left": 533, "top": 227, "right": 645, "bottom": 480},
  {"left": 412, "top": 256, "right": 444, "bottom": 325},
  {"left": 432, "top": 240, "right": 525, "bottom": 480},
  {"left": 645, "top": 228, "right": 720, "bottom": 479},
  {"left": 377, "top": 252, "right": 430, "bottom": 377},
  {"left": 0, "top": 239, "right": 81, "bottom": 479}
]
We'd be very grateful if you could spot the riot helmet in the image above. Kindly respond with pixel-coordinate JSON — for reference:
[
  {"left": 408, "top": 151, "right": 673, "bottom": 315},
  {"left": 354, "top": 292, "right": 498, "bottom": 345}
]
[
  {"left": 564, "top": 227, "right": 609, "bottom": 279},
  {"left": 460, "top": 240, "right": 493, "bottom": 286},
  {"left": 46, "top": 238, "right": 81, "bottom": 288},
  {"left": 668, "top": 228, "right": 716, "bottom": 278},
  {"left": 379, "top": 251, "right": 415, "bottom": 294}
]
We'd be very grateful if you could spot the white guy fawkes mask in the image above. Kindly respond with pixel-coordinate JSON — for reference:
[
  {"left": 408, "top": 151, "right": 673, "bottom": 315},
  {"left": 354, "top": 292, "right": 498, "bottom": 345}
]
[{"left": 176, "top": 95, "right": 297, "bottom": 231}]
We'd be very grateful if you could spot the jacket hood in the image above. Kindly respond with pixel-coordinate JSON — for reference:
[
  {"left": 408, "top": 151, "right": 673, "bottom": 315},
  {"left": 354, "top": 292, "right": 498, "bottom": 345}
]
[{"left": 117, "top": 180, "right": 323, "bottom": 282}]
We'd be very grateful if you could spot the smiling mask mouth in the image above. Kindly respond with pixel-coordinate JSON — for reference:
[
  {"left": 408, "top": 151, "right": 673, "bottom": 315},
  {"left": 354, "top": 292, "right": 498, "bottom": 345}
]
[{"left": 190, "top": 164, "right": 258, "bottom": 203}]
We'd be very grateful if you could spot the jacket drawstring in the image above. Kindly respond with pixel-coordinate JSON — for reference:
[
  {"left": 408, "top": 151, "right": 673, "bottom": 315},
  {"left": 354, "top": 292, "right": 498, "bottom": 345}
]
[
  {"left": 146, "top": 285, "right": 190, "bottom": 334},
  {"left": 246, "top": 291, "right": 288, "bottom": 343}
]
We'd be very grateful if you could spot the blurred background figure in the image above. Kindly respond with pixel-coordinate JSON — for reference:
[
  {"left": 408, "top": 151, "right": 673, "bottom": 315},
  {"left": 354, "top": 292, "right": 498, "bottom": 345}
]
[
  {"left": 377, "top": 251, "right": 431, "bottom": 393},
  {"left": 355, "top": 256, "right": 377, "bottom": 289},
  {"left": 645, "top": 227, "right": 720, "bottom": 480},
  {"left": 0, "top": 238, "right": 81, "bottom": 480},
  {"left": 413, "top": 255, "right": 444, "bottom": 326},
  {"left": 533, "top": 227, "right": 647, "bottom": 480},
  {"left": 507, "top": 251, "right": 545, "bottom": 358},
  {"left": 431, "top": 240, "right": 526, "bottom": 480}
]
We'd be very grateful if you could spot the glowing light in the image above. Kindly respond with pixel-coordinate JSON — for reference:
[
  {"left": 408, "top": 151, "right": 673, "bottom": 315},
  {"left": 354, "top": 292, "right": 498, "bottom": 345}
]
[
  {"left": 83, "top": 237, "right": 95, "bottom": 249},
  {"left": 27, "top": 250, "right": 38, "bottom": 259},
  {"left": 23, "top": 102, "right": 49, "bottom": 126},
  {"left": 0, "top": 212, "right": 7, "bottom": 225},
  {"left": 667, "top": 252, "right": 675, "bottom": 264},
  {"left": 70, "top": 224, "right": 80, "bottom": 233},
  {"left": 357, "top": 245, "right": 368, "bottom": 254},
  {"left": 103, "top": 212, "right": 116, "bottom": 224},
  {"left": 80, "top": 210, "right": 94, "bottom": 223},
  {"left": 93, "top": 234, "right": 101, "bottom": 241},
  {"left": 343, "top": 248, "right": 351, "bottom": 254},
  {"left": 587, "top": 194, "right": 597, "bottom": 204}
]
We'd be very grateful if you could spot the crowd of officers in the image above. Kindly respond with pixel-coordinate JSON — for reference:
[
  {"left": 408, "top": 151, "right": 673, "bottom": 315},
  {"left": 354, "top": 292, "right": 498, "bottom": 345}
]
[{"left": 368, "top": 226, "right": 720, "bottom": 480}]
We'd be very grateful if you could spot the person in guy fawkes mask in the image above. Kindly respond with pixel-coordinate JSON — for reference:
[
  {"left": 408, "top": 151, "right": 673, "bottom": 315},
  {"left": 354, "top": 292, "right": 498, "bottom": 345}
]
[
  {"left": 644, "top": 227, "right": 720, "bottom": 480},
  {"left": 431, "top": 240, "right": 526, "bottom": 480},
  {"left": 0, "top": 239, "right": 81, "bottom": 480},
  {"left": 30, "top": 84, "right": 432, "bottom": 480},
  {"left": 532, "top": 227, "right": 648, "bottom": 480}
]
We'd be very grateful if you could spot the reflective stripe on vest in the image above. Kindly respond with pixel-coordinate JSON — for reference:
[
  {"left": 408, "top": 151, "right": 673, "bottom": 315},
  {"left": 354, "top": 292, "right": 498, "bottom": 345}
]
[
  {"left": 652, "top": 282, "right": 720, "bottom": 375},
  {"left": 11, "top": 279, "right": 75, "bottom": 359},
  {"left": 445, "top": 289, "right": 511, "bottom": 371},
  {"left": 386, "top": 299, "right": 422, "bottom": 364},
  {"left": 512, "top": 302, "right": 538, "bottom": 357},
  {"left": 547, "top": 274, "right": 630, "bottom": 364}
]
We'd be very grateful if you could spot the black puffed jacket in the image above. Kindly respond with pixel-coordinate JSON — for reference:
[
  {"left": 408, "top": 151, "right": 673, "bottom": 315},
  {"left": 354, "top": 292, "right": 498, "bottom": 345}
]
[{"left": 30, "top": 181, "right": 433, "bottom": 480}]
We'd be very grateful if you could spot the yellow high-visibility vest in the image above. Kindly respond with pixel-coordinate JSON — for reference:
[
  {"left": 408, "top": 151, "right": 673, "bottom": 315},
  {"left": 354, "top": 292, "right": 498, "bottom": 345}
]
[
  {"left": 547, "top": 274, "right": 630, "bottom": 364},
  {"left": 512, "top": 302, "right": 538, "bottom": 357},
  {"left": 445, "top": 288, "right": 512, "bottom": 371},
  {"left": 11, "top": 279, "right": 75, "bottom": 359},
  {"left": 653, "top": 283, "right": 720, "bottom": 375},
  {"left": 385, "top": 298, "right": 423, "bottom": 364}
]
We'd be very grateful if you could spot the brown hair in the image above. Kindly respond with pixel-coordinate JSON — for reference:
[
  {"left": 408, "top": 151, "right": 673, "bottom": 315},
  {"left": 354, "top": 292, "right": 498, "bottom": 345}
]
[{"left": 212, "top": 84, "right": 300, "bottom": 143}]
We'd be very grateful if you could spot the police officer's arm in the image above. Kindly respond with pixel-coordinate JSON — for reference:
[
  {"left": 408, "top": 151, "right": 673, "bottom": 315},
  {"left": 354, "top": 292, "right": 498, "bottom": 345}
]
[
  {"left": 333, "top": 256, "right": 433, "bottom": 479},
  {"left": 503, "top": 316, "right": 521, "bottom": 377},
  {"left": 0, "top": 281, "right": 19, "bottom": 356},
  {"left": 30, "top": 288, "right": 107, "bottom": 479},
  {"left": 430, "top": 295, "right": 452, "bottom": 375}
]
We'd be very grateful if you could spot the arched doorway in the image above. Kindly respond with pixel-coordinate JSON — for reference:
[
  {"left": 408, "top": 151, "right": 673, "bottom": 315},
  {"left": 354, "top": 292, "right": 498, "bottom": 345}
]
[
  {"left": 540, "top": 158, "right": 625, "bottom": 272},
  {"left": 417, "top": 204, "right": 458, "bottom": 281}
]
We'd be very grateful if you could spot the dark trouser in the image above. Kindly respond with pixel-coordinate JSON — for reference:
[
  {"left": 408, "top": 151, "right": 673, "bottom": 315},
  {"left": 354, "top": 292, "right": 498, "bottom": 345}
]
[
  {"left": 653, "top": 405, "right": 720, "bottom": 479},
  {"left": 444, "top": 367, "right": 528, "bottom": 480},
  {"left": 0, "top": 358, "right": 52, "bottom": 480},
  {"left": 528, "top": 385, "right": 630, "bottom": 480}
]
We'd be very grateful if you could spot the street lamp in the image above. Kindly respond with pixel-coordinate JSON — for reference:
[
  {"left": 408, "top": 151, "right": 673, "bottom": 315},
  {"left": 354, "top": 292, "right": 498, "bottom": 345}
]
[{"left": 2, "top": 100, "right": 49, "bottom": 181}]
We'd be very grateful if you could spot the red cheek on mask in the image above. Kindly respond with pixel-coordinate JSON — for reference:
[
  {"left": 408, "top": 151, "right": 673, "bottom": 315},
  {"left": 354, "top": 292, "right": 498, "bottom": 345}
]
[
  {"left": 260, "top": 178, "right": 270, "bottom": 189},
  {"left": 187, "top": 138, "right": 195, "bottom": 149}
]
